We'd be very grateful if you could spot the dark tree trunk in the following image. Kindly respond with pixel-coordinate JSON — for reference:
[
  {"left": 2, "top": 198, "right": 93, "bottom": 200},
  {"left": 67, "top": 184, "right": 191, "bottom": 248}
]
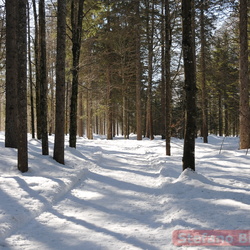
[
  {"left": 106, "top": 66, "right": 113, "bottom": 140},
  {"left": 182, "top": 0, "right": 197, "bottom": 171},
  {"left": 146, "top": 0, "right": 154, "bottom": 140},
  {"left": 165, "top": 0, "right": 171, "bottom": 156},
  {"left": 239, "top": 0, "right": 250, "bottom": 149},
  {"left": 78, "top": 90, "right": 84, "bottom": 137},
  {"left": 39, "top": 0, "right": 48, "bottom": 155},
  {"left": 69, "top": 0, "right": 84, "bottom": 148},
  {"left": 28, "top": 3, "right": 35, "bottom": 139},
  {"left": 218, "top": 91, "right": 223, "bottom": 136},
  {"left": 160, "top": 0, "right": 166, "bottom": 140},
  {"left": 5, "top": 0, "right": 18, "bottom": 148},
  {"left": 53, "top": 0, "right": 66, "bottom": 164},
  {"left": 200, "top": 0, "right": 208, "bottom": 143},
  {"left": 135, "top": 1, "right": 142, "bottom": 141},
  {"left": 86, "top": 87, "right": 93, "bottom": 139},
  {"left": 32, "top": 0, "right": 42, "bottom": 140},
  {"left": 17, "top": 0, "right": 28, "bottom": 172}
]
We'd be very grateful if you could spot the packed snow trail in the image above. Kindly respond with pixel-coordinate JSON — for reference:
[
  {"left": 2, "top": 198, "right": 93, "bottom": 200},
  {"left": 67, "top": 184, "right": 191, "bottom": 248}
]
[
  {"left": 1, "top": 134, "right": 250, "bottom": 250},
  {"left": 3, "top": 137, "right": 171, "bottom": 250}
]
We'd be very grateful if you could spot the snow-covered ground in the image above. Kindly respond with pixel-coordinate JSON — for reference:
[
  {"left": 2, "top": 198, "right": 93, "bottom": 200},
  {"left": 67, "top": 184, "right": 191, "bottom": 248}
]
[{"left": 0, "top": 132, "right": 250, "bottom": 250}]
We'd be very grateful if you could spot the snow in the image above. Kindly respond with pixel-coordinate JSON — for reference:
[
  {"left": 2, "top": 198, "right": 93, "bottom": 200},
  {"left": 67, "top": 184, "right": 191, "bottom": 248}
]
[{"left": 0, "top": 132, "right": 250, "bottom": 249}]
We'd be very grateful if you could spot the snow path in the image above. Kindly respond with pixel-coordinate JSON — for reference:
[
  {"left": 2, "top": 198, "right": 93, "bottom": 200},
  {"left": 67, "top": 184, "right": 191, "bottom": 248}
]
[
  {"left": 3, "top": 137, "right": 170, "bottom": 250},
  {"left": 1, "top": 134, "right": 250, "bottom": 249}
]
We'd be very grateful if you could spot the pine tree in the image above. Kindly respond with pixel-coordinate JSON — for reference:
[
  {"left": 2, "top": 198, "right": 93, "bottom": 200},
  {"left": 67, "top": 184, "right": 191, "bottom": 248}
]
[
  {"left": 39, "top": 0, "right": 49, "bottom": 155},
  {"left": 69, "top": 0, "right": 84, "bottom": 147},
  {"left": 239, "top": 0, "right": 250, "bottom": 149},
  {"left": 54, "top": 0, "right": 67, "bottom": 164},
  {"left": 182, "top": 0, "right": 197, "bottom": 171},
  {"left": 17, "top": 0, "right": 28, "bottom": 172},
  {"left": 5, "top": 0, "right": 18, "bottom": 148}
]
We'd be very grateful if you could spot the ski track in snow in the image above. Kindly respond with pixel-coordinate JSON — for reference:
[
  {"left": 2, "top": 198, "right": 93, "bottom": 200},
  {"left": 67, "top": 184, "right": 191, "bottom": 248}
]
[{"left": 0, "top": 133, "right": 250, "bottom": 249}]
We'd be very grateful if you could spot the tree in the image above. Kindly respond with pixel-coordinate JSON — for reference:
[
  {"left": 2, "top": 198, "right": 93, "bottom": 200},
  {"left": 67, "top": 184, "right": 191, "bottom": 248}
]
[
  {"left": 5, "top": 0, "right": 18, "bottom": 148},
  {"left": 135, "top": 0, "right": 142, "bottom": 141},
  {"left": 239, "top": 0, "right": 249, "bottom": 149},
  {"left": 54, "top": 0, "right": 66, "bottom": 164},
  {"left": 28, "top": 3, "right": 35, "bottom": 139},
  {"left": 165, "top": 0, "right": 172, "bottom": 155},
  {"left": 32, "top": 0, "right": 42, "bottom": 140},
  {"left": 145, "top": 0, "right": 155, "bottom": 140},
  {"left": 39, "top": 0, "right": 49, "bottom": 155},
  {"left": 17, "top": 0, "right": 28, "bottom": 172},
  {"left": 199, "top": 0, "right": 208, "bottom": 143},
  {"left": 182, "top": 0, "right": 197, "bottom": 171},
  {"left": 69, "top": 0, "right": 84, "bottom": 148}
]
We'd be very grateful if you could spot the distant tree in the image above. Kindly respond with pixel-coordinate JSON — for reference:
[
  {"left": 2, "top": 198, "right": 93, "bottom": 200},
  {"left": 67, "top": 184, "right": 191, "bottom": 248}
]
[
  {"left": 69, "top": 0, "right": 84, "bottom": 147},
  {"left": 32, "top": 0, "right": 42, "bottom": 140},
  {"left": 239, "top": 0, "right": 250, "bottom": 149},
  {"left": 145, "top": 0, "right": 155, "bottom": 140},
  {"left": 135, "top": 0, "right": 142, "bottom": 141},
  {"left": 199, "top": 0, "right": 208, "bottom": 143},
  {"left": 17, "top": 0, "right": 28, "bottom": 172},
  {"left": 27, "top": 3, "right": 35, "bottom": 139},
  {"left": 54, "top": 0, "right": 66, "bottom": 164},
  {"left": 182, "top": 0, "right": 197, "bottom": 171},
  {"left": 5, "top": 0, "right": 18, "bottom": 148}
]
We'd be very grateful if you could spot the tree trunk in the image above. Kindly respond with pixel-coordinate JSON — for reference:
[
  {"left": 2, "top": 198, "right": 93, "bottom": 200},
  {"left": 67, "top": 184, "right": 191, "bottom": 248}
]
[
  {"left": 17, "top": 0, "right": 28, "bottom": 172},
  {"left": 200, "top": 0, "right": 208, "bottom": 143},
  {"left": 146, "top": 0, "right": 154, "bottom": 140},
  {"left": 53, "top": 0, "right": 66, "bottom": 164},
  {"left": 135, "top": 0, "right": 142, "bottom": 141},
  {"left": 39, "top": 0, "right": 48, "bottom": 155},
  {"left": 32, "top": 0, "right": 42, "bottom": 140},
  {"left": 69, "top": 0, "right": 84, "bottom": 148},
  {"left": 160, "top": 0, "right": 166, "bottom": 140},
  {"left": 5, "top": 0, "right": 18, "bottom": 148},
  {"left": 182, "top": 0, "right": 196, "bottom": 171},
  {"left": 218, "top": 92, "right": 223, "bottom": 136},
  {"left": 87, "top": 87, "right": 93, "bottom": 139},
  {"left": 106, "top": 66, "right": 113, "bottom": 140},
  {"left": 78, "top": 90, "right": 84, "bottom": 137},
  {"left": 239, "top": 0, "right": 250, "bottom": 149},
  {"left": 28, "top": 4, "right": 35, "bottom": 139},
  {"left": 165, "top": 0, "right": 171, "bottom": 156}
]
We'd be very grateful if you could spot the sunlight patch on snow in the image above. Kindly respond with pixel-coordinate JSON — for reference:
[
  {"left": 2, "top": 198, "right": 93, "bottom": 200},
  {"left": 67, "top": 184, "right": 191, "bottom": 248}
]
[
  {"left": 71, "top": 190, "right": 104, "bottom": 200},
  {"left": 211, "top": 199, "right": 250, "bottom": 211}
]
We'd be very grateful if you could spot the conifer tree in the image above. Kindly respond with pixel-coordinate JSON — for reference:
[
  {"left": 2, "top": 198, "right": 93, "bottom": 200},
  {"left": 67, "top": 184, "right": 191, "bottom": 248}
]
[
  {"left": 54, "top": 0, "right": 66, "bottom": 164},
  {"left": 182, "top": 0, "right": 197, "bottom": 171},
  {"left": 17, "top": 0, "right": 28, "bottom": 172}
]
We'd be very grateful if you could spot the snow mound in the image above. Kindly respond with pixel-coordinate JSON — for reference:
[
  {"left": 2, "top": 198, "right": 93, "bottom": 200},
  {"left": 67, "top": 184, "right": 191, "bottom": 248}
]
[{"left": 174, "top": 168, "right": 213, "bottom": 185}]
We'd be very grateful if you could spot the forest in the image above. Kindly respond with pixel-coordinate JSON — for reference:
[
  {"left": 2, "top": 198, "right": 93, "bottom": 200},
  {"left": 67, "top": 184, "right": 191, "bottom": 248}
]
[
  {"left": 1, "top": 1, "right": 250, "bottom": 248},
  {"left": 1, "top": 0, "right": 249, "bottom": 172}
]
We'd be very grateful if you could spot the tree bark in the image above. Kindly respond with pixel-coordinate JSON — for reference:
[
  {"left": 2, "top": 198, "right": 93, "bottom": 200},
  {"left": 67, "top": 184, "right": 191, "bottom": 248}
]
[
  {"left": 146, "top": 0, "right": 154, "bottom": 140},
  {"left": 5, "top": 0, "right": 18, "bottom": 148},
  {"left": 69, "top": 0, "right": 84, "bottom": 147},
  {"left": 106, "top": 65, "right": 113, "bottom": 140},
  {"left": 160, "top": 0, "right": 166, "bottom": 140},
  {"left": 32, "top": 0, "right": 42, "bottom": 140},
  {"left": 165, "top": 0, "right": 171, "bottom": 155},
  {"left": 182, "top": 0, "right": 196, "bottom": 171},
  {"left": 53, "top": 0, "right": 66, "bottom": 164},
  {"left": 39, "top": 0, "right": 49, "bottom": 155},
  {"left": 17, "top": 0, "right": 28, "bottom": 172},
  {"left": 135, "top": 0, "right": 142, "bottom": 141},
  {"left": 200, "top": 0, "right": 208, "bottom": 143},
  {"left": 28, "top": 3, "right": 35, "bottom": 139},
  {"left": 239, "top": 0, "right": 250, "bottom": 149},
  {"left": 78, "top": 90, "right": 84, "bottom": 137}
]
